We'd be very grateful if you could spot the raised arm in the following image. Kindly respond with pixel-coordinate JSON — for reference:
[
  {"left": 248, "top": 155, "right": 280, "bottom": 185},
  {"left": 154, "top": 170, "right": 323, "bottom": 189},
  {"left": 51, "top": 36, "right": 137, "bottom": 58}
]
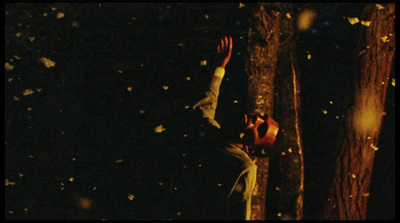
[{"left": 193, "top": 36, "right": 233, "bottom": 129}]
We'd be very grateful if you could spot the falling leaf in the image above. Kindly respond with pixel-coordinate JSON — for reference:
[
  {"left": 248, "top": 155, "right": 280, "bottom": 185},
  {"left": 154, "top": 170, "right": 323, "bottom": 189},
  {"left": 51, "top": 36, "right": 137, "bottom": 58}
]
[
  {"left": 184, "top": 105, "right": 190, "bottom": 109},
  {"left": 163, "top": 85, "right": 169, "bottom": 90},
  {"left": 297, "top": 10, "right": 316, "bottom": 31},
  {"left": 139, "top": 109, "right": 145, "bottom": 114},
  {"left": 238, "top": 2, "right": 245, "bottom": 8},
  {"left": 127, "top": 87, "right": 133, "bottom": 92},
  {"left": 14, "top": 55, "right": 21, "bottom": 60},
  {"left": 19, "top": 173, "right": 24, "bottom": 177},
  {"left": 36, "top": 88, "right": 42, "bottom": 92},
  {"left": 307, "top": 54, "right": 312, "bottom": 60},
  {"left": 177, "top": 212, "right": 182, "bottom": 216},
  {"left": 43, "top": 12, "right": 48, "bottom": 16},
  {"left": 361, "top": 21, "right": 372, "bottom": 26},
  {"left": 391, "top": 78, "right": 395, "bottom": 86},
  {"left": 233, "top": 100, "right": 238, "bottom": 103},
  {"left": 351, "top": 174, "right": 356, "bottom": 178},
  {"left": 8, "top": 78, "right": 13, "bottom": 82},
  {"left": 347, "top": 17, "right": 359, "bottom": 25},
  {"left": 376, "top": 4, "right": 384, "bottom": 10},
  {"left": 186, "top": 76, "right": 191, "bottom": 80},
  {"left": 115, "top": 159, "right": 123, "bottom": 164},
  {"left": 204, "top": 14, "right": 209, "bottom": 19},
  {"left": 5, "top": 179, "right": 15, "bottom": 186},
  {"left": 24, "top": 208, "right": 28, "bottom": 212},
  {"left": 5, "top": 62, "right": 14, "bottom": 71},
  {"left": 27, "top": 107, "right": 32, "bottom": 111},
  {"left": 370, "top": 143, "right": 379, "bottom": 151},
  {"left": 69, "top": 177, "right": 74, "bottom": 182},
  {"left": 23, "top": 89, "right": 34, "bottom": 96},
  {"left": 128, "top": 194, "right": 135, "bottom": 200},
  {"left": 154, "top": 124, "right": 166, "bottom": 133},
  {"left": 322, "top": 110, "right": 328, "bottom": 114},
  {"left": 39, "top": 57, "right": 56, "bottom": 68},
  {"left": 286, "top": 13, "right": 292, "bottom": 19},
  {"left": 28, "top": 36, "right": 35, "bottom": 42},
  {"left": 118, "top": 70, "right": 123, "bottom": 74},
  {"left": 200, "top": 60, "right": 207, "bottom": 66},
  {"left": 93, "top": 186, "right": 97, "bottom": 191},
  {"left": 16, "top": 32, "right": 22, "bottom": 37},
  {"left": 381, "top": 36, "right": 390, "bottom": 42},
  {"left": 288, "top": 148, "right": 292, "bottom": 153},
  {"left": 51, "top": 6, "right": 57, "bottom": 11}
]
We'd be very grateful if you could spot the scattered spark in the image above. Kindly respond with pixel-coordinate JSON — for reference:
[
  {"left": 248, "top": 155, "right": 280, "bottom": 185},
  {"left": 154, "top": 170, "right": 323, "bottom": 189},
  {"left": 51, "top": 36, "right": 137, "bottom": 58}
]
[
  {"left": 297, "top": 10, "right": 316, "bottom": 31},
  {"left": 322, "top": 110, "right": 328, "bottom": 114},
  {"left": 154, "top": 124, "right": 166, "bottom": 133},
  {"left": 349, "top": 195, "right": 353, "bottom": 198},
  {"left": 200, "top": 60, "right": 207, "bottom": 66},
  {"left": 128, "top": 194, "right": 135, "bottom": 201},
  {"left": 281, "top": 152, "right": 286, "bottom": 156},
  {"left": 336, "top": 116, "right": 339, "bottom": 119},
  {"left": 277, "top": 212, "right": 282, "bottom": 217},
  {"left": 217, "top": 183, "right": 222, "bottom": 187},
  {"left": 127, "top": 87, "right": 133, "bottom": 92},
  {"left": 140, "top": 63, "right": 144, "bottom": 67},
  {"left": 183, "top": 133, "right": 188, "bottom": 137},
  {"left": 391, "top": 78, "right": 395, "bottom": 86},
  {"left": 347, "top": 17, "right": 359, "bottom": 25},
  {"left": 72, "top": 21, "right": 79, "bottom": 28},
  {"left": 239, "top": 2, "right": 245, "bottom": 8},
  {"left": 28, "top": 155, "right": 34, "bottom": 159},
  {"left": 5, "top": 62, "right": 14, "bottom": 71},
  {"left": 77, "top": 196, "right": 93, "bottom": 210},
  {"left": 240, "top": 132, "right": 245, "bottom": 139},
  {"left": 233, "top": 100, "right": 238, "bottom": 103},
  {"left": 59, "top": 109, "right": 63, "bottom": 112},
  {"left": 275, "top": 186, "right": 281, "bottom": 191},
  {"left": 329, "top": 101, "right": 333, "bottom": 104},
  {"left": 9, "top": 211, "right": 13, "bottom": 215},
  {"left": 288, "top": 148, "right": 292, "bottom": 153},
  {"left": 163, "top": 85, "right": 169, "bottom": 90},
  {"left": 182, "top": 153, "right": 187, "bottom": 156},
  {"left": 24, "top": 208, "right": 28, "bottom": 212},
  {"left": 72, "top": 157, "right": 76, "bottom": 161},
  {"left": 69, "top": 177, "right": 74, "bottom": 182},
  {"left": 361, "top": 21, "right": 372, "bottom": 26},
  {"left": 234, "top": 183, "right": 244, "bottom": 193},
  {"left": 139, "top": 109, "right": 145, "bottom": 114},
  {"left": 93, "top": 186, "right": 97, "bottom": 191},
  {"left": 307, "top": 54, "right": 312, "bottom": 60},
  {"left": 198, "top": 164, "right": 202, "bottom": 167},
  {"left": 286, "top": 13, "right": 292, "bottom": 19},
  {"left": 131, "top": 17, "right": 136, "bottom": 20},
  {"left": 174, "top": 187, "right": 178, "bottom": 191},
  {"left": 158, "top": 182, "right": 163, "bottom": 186},
  {"left": 39, "top": 57, "right": 56, "bottom": 68}
]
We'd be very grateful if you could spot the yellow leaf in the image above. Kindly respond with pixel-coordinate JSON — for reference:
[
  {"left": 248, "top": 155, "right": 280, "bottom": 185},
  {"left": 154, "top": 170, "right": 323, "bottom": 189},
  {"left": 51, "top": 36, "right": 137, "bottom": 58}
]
[
  {"left": 154, "top": 124, "right": 166, "bottom": 133},
  {"left": 5, "top": 179, "right": 16, "bottom": 186},
  {"left": 347, "top": 17, "right": 359, "bottom": 25},
  {"left": 69, "top": 177, "right": 74, "bottom": 182},
  {"left": 200, "top": 60, "right": 207, "bottom": 66},
  {"left": 29, "top": 36, "right": 35, "bottom": 42},
  {"left": 127, "top": 87, "right": 132, "bottom": 92},
  {"left": 163, "top": 85, "right": 169, "bottom": 90},
  {"left": 23, "top": 89, "right": 34, "bottom": 96},
  {"left": 51, "top": 6, "right": 57, "bottom": 11},
  {"left": 5, "top": 62, "right": 14, "bottom": 71},
  {"left": 238, "top": 2, "right": 245, "bottom": 8},
  {"left": 57, "top": 12, "right": 65, "bottom": 19},
  {"left": 376, "top": 4, "right": 384, "bottom": 10},
  {"left": 361, "top": 21, "right": 372, "bottom": 26},
  {"left": 381, "top": 36, "right": 390, "bottom": 42},
  {"left": 128, "top": 194, "right": 135, "bottom": 200},
  {"left": 39, "top": 57, "right": 56, "bottom": 68},
  {"left": 115, "top": 159, "right": 123, "bottom": 164},
  {"left": 307, "top": 54, "right": 312, "bottom": 60},
  {"left": 16, "top": 32, "right": 21, "bottom": 37}
]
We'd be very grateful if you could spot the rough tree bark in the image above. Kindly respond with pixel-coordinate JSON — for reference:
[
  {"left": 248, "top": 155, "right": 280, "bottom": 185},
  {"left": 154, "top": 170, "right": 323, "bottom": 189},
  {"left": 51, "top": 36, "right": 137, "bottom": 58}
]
[
  {"left": 246, "top": 3, "right": 304, "bottom": 220},
  {"left": 324, "top": 3, "right": 395, "bottom": 220},
  {"left": 266, "top": 3, "right": 304, "bottom": 220}
]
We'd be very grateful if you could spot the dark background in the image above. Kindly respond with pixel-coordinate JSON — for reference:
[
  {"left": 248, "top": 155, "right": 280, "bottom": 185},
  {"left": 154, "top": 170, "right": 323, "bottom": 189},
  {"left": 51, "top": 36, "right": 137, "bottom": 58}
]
[{"left": 4, "top": 3, "right": 395, "bottom": 220}]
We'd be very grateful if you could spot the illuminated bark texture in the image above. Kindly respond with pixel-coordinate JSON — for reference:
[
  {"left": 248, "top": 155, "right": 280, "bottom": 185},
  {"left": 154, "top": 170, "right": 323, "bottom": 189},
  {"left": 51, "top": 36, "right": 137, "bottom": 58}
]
[
  {"left": 246, "top": 3, "right": 304, "bottom": 220},
  {"left": 266, "top": 3, "right": 304, "bottom": 220},
  {"left": 324, "top": 4, "right": 395, "bottom": 220}
]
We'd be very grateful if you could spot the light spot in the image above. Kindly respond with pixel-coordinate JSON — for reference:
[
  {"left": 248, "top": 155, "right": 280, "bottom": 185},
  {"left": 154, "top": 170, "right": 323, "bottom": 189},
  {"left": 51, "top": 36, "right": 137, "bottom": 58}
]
[
  {"left": 381, "top": 36, "right": 390, "bottom": 42},
  {"left": 27, "top": 107, "right": 32, "bottom": 111},
  {"left": 286, "top": 13, "right": 291, "bottom": 19},
  {"left": 351, "top": 174, "right": 356, "bottom": 178},
  {"left": 16, "top": 32, "right": 21, "bottom": 37},
  {"left": 23, "top": 89, "right": 34, "bottom": 96},
  {"left": 19, "top": 173, "right": 24, "bottom": 177},
  {"left": 5, "top": 179, "right": 15, "bottom": 186},
  {"left": 177, "top": 212, "right": 182, "bottom": 216},
  {"left": 56, "top": 12, "right": 65, "bottom": 19},
  {"left": 370, "top": 143, "right": 379, "bottom": 151},
  {"left": 28, "top": 36, "right": 35, "bottom": 42},
  {"left": 69, "top": 177, "right": 74, "bottom": 182},
  {"left": 186, "top": 76, "right": 190, "bottom": 80},
  {"left": 204, "top": 14, "right": 209, "bottom": 19},
  {"left": 391, "top": 78, "right": 395, "bottom": 86},
  {"left": 239, "top": 2, "right": 245, "bottom": 8},
  {"left": 307, "top": 54, "right": 312, "bottom": 60},
  {"left": 288, "top": 148, "right": 292, "bottom": 153},
  {"left": 13, "top": 96, "right": 19, "bottom": 101},
  {"left": 322, "top": 110, "right": 328, "bottom": 114},
  {"left": 163, "top": 85, "right": 169, "bottom": 90},
  {"left": 376, "top": 4, "right": 384, "bottom": 10},
  {"left": 200, "top": 60, "right": 207, "bottom": 66},
  {"left": 93, "top": 186, "right": 97, "bottom": 191},
  {"left": 77, "top": 196, "right": 93, "bottom": 210},
  {"left": 352, "top": 89, "right": 381, "bottom": 136},
  {"left": 115, "top": 159, "right": 123, "bottom": 164},
  {"left": 277, "top": 212, "right": 282, "bottom": 217},
  {"left": 127, "top": 87, "right": 132, "bottom": 92}
]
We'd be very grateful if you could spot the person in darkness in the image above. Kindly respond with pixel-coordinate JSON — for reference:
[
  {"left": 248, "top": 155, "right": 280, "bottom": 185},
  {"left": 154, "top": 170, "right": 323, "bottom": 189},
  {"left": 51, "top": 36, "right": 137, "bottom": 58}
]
[{"left": 192, "top": 36, "right": 279, "bottom": 220}]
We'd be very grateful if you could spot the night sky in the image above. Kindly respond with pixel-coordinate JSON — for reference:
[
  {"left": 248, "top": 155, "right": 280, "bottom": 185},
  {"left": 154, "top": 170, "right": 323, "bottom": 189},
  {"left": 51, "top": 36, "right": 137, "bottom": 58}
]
[{"left": 4, "top": 3, "right": 395, "bottom": 220}]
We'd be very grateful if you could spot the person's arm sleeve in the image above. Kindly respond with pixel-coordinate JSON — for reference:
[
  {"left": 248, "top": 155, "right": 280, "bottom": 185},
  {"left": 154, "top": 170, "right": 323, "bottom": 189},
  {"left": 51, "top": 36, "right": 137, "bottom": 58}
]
[{"left": 192, "top": 67, "right": 225, "bottom": 129}]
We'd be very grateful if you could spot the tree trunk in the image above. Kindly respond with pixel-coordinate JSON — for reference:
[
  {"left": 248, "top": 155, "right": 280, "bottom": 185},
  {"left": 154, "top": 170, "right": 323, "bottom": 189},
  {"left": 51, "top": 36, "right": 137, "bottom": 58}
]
[
  {"left": 324, "top": 3, "right": 395, "bottom": 220},
  {"left": 266, "top": 3, "right": 304, "bottom": 220},
  {"left": 245, "top": 3, "right": 281, "bottom": 220}
]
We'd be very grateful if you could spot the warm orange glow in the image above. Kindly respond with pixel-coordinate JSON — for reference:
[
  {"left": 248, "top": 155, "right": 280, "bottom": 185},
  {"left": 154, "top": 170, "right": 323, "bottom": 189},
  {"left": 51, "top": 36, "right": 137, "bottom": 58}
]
[
  {"left": 297, "top": 10, "right": 316, "bottom": 31},
  {"left": 352, "top": 88, "right": 382, "bottom": 136}
]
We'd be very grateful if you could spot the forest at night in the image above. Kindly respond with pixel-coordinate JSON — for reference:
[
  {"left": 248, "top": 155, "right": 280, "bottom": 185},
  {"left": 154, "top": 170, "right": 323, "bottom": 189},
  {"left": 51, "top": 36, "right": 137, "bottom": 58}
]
[{"left": 5, "top": 3, "right": 395, "bottom": 220}]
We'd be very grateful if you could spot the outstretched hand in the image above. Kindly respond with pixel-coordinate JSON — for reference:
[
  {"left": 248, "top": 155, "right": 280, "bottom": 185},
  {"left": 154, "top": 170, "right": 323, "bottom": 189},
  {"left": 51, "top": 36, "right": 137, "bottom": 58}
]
[{"left": 217, "top": 36, "right": 233, "bottom": 69}]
